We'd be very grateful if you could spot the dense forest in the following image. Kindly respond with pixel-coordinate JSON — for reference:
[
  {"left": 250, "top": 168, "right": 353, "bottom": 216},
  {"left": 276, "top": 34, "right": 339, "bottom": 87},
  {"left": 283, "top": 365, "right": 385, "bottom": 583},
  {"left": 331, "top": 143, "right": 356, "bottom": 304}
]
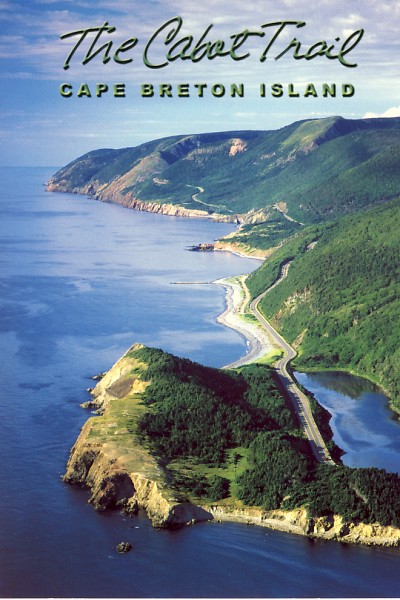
[
  {"left": 134, "top": 347, "right": 293, "bottom": 465},
  {"left": 128, "top": 346, "right": 400, "bottom": 528},
  {"left": 239, "top": 433, "right": 400, "bottom": 527},
  {"left": 247, "top": 199, "right": 400, "bottom": 410}
]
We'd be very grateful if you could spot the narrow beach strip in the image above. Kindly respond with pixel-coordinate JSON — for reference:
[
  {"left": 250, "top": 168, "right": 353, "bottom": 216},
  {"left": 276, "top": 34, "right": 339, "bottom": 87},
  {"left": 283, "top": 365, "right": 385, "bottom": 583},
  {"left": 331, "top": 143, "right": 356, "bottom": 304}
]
[{"left": 214, "top": 276, "right": 279, "bottom": 369}]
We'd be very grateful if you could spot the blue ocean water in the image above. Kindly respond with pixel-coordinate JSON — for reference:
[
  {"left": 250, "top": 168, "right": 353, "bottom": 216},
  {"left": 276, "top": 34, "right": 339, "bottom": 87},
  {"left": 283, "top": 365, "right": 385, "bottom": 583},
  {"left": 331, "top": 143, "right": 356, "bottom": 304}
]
[{"left": 0, "top": 167, "right": 399, "bottom": 598}]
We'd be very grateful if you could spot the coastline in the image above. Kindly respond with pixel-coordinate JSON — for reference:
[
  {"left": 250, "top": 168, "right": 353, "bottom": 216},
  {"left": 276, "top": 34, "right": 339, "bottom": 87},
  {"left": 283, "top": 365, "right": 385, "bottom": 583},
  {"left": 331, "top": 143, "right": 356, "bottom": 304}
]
[
  {"left": 203, "top": 505, "right": 400, "bottom": 547},
  {"left": 52, "top": 188, "right": 400, "bottom": 547},
  {"left": 63, "top": 341, "right": 400, "bottom": 548},
  {"left": 46, "top": 183, "right": 239, "bottom": 224}
]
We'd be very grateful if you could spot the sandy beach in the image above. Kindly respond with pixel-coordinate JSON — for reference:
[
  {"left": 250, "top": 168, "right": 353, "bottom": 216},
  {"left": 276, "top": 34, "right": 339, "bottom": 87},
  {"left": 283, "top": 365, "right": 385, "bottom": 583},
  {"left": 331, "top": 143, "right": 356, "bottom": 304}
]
[{"left": 214, "top": 276, "right": 279, "bottom": 368}]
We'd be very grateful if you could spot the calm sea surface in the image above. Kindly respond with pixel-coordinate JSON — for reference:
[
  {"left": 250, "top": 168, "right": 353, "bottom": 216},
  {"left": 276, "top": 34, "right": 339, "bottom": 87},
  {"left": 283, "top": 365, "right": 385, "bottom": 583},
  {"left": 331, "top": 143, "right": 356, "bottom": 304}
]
[{"left": 0, "top": 167, "right": 399, "bottom": 598}]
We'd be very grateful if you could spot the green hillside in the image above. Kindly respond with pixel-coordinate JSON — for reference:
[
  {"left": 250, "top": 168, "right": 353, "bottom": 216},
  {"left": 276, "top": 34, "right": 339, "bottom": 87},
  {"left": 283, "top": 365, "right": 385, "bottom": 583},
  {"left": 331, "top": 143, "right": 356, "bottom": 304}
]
[
  {"left": 247, "top": 199, "right": 400, "bottom": 410},
  {"left": 48, "top": 116, "right": 400, "bottom": 224},
  {"left": 50, "top": 114, "right": 400, "bottom": 462}
]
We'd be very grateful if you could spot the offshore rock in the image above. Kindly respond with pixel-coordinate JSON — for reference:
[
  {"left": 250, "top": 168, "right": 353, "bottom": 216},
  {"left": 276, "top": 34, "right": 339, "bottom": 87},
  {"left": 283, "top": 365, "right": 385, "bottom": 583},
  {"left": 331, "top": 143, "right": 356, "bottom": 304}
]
[{"left": 116, "top": 542, "right": 132, "bottom": 553}]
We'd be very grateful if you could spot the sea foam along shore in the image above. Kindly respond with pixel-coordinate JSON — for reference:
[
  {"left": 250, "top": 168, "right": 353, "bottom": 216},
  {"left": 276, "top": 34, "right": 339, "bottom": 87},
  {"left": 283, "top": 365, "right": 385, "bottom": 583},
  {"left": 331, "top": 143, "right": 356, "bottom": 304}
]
[{"left": 214, "top": 275, "right": 279, "bottom": 368}]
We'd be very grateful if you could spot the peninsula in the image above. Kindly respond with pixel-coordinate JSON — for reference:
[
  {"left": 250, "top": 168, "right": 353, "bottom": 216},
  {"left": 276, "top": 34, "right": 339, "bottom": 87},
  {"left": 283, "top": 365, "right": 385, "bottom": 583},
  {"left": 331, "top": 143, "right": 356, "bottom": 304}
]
[
  {"left": 63, "top": 263, "right": 400, "bottom": 547},
  {"left": 64, "top": 339, "right": 400, "bottom": 546}
]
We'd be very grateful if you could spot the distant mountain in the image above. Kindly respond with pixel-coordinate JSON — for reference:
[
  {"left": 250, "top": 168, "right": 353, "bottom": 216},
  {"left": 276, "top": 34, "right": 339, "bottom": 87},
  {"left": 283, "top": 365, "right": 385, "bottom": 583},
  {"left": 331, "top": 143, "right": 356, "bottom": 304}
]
[
  {"left": 47, "top": 116, "right": 400, "bottom": 224},
  {"left": 48, "top": 116, "right": 400, "bottom": 408}
]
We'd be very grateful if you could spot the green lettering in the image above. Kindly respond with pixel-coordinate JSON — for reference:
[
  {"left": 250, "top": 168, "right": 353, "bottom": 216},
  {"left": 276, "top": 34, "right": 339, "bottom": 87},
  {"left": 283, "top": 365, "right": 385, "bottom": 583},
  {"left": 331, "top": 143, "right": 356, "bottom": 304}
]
[
  {"left": 322, "top": 83, "right": 336, "bottom": 97},
  {"left": 114, "top": 83, "right": 126, "bottom": 97},
  {"left": 178, "top": 83, "right": 190, "bottom": 97},
  {"left": 141, "top": 83, "right": 154, "bottom": 97},
  {"left": 342, "top": 83, "right": 355, "bottom": 97},
  {"left": 271, "top": 83, "right": 283, "bottom": 97},
  {"left": 338, "top": 30, "right": 364, "bottom": 67},
  {"left": 114, "top": 38, "right": 138, "bottom": 64},
  {"left": 60, "top": 83, "right": 73, "bottom": 97},
  {"left": 96, "top": 83, "right": 108, "bottom": 97},
  {"left": 160, "top": 83, "right": 173, "bottom": 97},
  {"left": 211, "top": 83, "right": 225, "bottom": 97},
  {"left": 77, "top": 83, "right": 91, "bottom": 97},
  {"left": 304, "top": 83, "right": 318, "bottom": 97}
]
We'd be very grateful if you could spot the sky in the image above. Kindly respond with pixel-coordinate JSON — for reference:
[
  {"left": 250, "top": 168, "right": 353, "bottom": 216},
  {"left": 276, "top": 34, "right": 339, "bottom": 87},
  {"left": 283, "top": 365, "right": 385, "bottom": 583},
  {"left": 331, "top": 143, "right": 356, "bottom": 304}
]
[{"left": 0, "top": 0, "right": 399, "bottom": 166}]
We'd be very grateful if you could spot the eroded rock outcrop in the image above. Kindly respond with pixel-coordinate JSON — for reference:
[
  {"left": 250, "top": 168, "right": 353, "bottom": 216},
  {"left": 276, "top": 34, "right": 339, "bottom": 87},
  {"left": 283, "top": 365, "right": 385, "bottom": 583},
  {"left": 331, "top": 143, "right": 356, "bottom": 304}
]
[{"left": 207, "top": 506, "right": 400, "bottom": 547}]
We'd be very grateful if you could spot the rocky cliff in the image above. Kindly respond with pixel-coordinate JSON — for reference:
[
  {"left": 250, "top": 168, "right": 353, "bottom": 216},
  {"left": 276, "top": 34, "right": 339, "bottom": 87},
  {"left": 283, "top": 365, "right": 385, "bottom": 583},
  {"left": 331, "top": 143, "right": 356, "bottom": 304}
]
[
  {"left": 64, "top": 343, "right": 213, "bottom": 527},
  {"left": 207, "top": 506, "right": 400, "bottom": 547},
  {"left": 47, "top": 178, "right": 236, "bottom": 223}
]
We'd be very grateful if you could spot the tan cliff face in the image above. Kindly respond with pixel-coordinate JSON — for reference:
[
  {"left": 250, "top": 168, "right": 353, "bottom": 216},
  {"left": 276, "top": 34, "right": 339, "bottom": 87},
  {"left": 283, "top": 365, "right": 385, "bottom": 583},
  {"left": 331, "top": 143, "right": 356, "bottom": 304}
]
[
  {"left": 207, "top": 506, "right": 400, "bottom": 547},
  {"left": 214, "top": 240, "right": 271, "bottom": 260},
  {"left": 63, "top": 423, "right": 212, "bottom": 526},
  {"left": 229, "top": 138, "right": 247, "bottom": 156},
  {"left": 63, "top": 344, "right": 213, "bottom": 527}
]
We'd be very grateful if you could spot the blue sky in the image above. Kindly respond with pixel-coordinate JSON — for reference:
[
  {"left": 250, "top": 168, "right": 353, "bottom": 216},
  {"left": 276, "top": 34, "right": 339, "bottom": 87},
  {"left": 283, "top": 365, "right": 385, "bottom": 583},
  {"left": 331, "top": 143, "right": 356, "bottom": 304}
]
[{"left": 1, "top": 0, "right": 399, "bottom": 166}]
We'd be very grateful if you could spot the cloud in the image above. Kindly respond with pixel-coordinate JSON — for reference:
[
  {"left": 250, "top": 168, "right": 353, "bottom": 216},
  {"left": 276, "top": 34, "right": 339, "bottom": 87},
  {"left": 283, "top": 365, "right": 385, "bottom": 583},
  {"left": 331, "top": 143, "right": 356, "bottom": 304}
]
[
  {"left": 1, "top": 0, "right": 396, "bottom": 78},
  {"left": 363, "top": 106, "right": 400, "bottom": 118}
]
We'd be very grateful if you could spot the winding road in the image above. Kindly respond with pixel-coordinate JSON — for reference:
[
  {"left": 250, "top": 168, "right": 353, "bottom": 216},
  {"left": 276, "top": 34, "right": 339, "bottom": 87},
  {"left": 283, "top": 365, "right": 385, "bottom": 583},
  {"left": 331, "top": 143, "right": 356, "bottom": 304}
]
[{"left": 221, "top": 257, "right": 335, "bottom": 465}]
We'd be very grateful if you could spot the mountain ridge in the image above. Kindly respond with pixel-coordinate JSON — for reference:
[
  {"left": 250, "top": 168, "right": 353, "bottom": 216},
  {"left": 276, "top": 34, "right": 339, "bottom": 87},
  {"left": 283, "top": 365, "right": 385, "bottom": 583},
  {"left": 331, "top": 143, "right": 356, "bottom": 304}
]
[{"left": 47, "top": 116, "right": 400, "bottom": 224}]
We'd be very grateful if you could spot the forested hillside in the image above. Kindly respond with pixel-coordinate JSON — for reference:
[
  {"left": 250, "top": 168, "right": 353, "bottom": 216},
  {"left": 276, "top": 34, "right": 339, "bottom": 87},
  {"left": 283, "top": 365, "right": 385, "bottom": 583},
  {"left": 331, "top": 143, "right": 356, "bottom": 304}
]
[
  {"left": 247, "top": 199, "right": 400, "bottom": 410},
  {"left": 51, "top": 114, "right": 400, "bottom": 492},
  {"left": 124, "top": 345, "right": 400, "bottom": 527}
]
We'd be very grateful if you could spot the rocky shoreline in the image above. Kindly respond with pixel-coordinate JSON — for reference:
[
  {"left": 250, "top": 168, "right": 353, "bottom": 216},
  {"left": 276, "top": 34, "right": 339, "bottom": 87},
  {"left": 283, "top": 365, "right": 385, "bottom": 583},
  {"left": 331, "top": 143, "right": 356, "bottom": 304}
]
[
  {"left": 205, "top": 506, "right": 400, "bottom": 547},
  {"left": 63, "top": 344, "right": 213, "bottom": 528},
  {"left": 46, "top": 180, "right": 237, "bottom": 223}
]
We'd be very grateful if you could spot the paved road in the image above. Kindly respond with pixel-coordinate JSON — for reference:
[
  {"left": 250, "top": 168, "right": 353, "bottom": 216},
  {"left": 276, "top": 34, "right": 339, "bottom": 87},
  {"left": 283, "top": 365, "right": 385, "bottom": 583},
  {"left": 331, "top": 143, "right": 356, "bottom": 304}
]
[{"left": 249, "top": 265, "right": 335, "bottom": 465}]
